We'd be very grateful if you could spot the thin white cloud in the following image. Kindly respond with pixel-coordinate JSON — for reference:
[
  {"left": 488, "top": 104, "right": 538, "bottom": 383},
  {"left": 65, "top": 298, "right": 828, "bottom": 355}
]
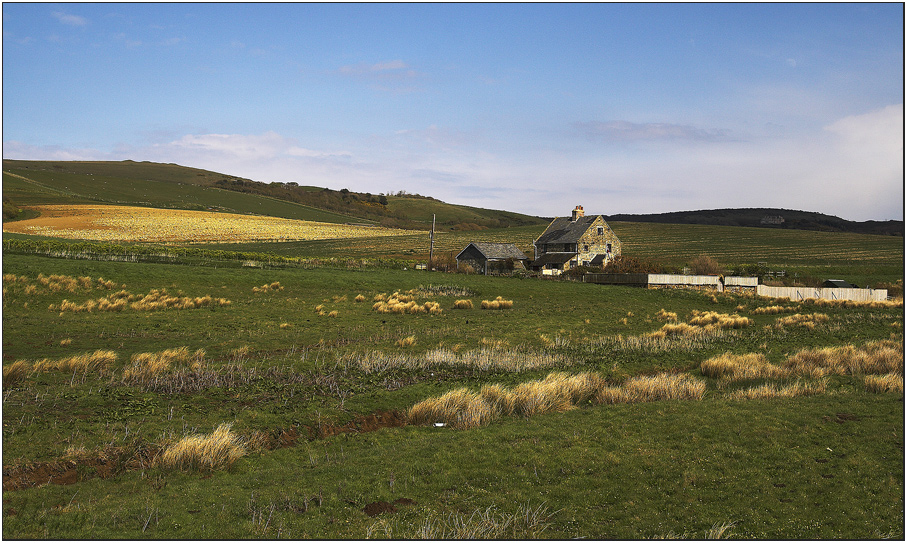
[
  {"left": 51, "top": 11, "right": 88, "bottom": 27},
  {"left": 575, "top": 120, "right": 736, "bottom": 143}
]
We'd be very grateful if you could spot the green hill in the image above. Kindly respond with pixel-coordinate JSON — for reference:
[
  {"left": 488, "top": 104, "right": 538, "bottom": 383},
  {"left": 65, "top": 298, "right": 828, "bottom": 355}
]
[{"left": 2, "top": 159, "right": 547, "bottom": 231}]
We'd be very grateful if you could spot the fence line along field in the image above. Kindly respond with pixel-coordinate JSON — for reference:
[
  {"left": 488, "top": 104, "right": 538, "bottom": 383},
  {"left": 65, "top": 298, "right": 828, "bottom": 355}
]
[{"left": 2, "top": 205, "right": 412, "bottom": 243}]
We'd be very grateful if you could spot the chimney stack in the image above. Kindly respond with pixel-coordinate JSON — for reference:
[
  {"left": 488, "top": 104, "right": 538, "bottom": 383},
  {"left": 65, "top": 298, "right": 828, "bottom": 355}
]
[{"left": 572, "top": 205, "right": 584, "bottom": 221}]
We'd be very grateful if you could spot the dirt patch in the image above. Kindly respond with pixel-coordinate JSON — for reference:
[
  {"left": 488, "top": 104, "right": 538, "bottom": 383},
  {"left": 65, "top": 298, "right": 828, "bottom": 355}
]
[
  {"left": 3, "top": 445, "right": 160, "bottom": 492},
  {"left": 363, "top": 498, "right": 416, "bottom": 517},
  {"left": 306, "top": 410, "right": 408, "bottom": 439},
  {"left": 823, "top": 412, "right": 861, "bottom": 424}
]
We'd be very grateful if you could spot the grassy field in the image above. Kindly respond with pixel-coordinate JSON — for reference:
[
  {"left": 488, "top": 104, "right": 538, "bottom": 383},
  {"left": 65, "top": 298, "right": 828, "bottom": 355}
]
[
  {"left": 2, "top": 160, "right": 903, "bottom": 539},
  {"left": 2, "top": 248, "right": 903, "bottom": 539}
]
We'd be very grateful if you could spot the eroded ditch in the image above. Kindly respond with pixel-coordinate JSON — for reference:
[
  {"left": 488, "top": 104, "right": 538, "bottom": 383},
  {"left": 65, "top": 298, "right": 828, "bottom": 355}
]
[{"left": 2, "top": 409, "right": 408, "bottom": 492}]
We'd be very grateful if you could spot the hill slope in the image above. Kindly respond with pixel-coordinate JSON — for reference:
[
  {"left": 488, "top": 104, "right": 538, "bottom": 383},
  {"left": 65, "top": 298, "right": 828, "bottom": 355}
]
[
  {"left": 606, "top": 208, "right": 903, "bottom": 236},
  {"left": 2, "top": 159, "right": 547, "bottom": 231}
]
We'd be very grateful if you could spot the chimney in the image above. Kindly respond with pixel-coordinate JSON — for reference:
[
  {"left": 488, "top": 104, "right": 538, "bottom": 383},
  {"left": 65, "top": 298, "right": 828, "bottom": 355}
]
[{"left": 571, "top": 205, "right": 584, "bottom": 221}]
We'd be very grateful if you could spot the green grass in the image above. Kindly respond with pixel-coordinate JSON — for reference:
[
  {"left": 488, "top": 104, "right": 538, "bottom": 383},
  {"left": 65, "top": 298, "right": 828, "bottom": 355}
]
[{"left": 2, "top": 249, "right": 903, "bottom": 539}]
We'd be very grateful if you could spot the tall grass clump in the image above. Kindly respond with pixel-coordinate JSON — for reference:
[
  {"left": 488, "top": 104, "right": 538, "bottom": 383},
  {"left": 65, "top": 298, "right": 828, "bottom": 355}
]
[
  {"left": 700, "top": 352, "right": 785, "bottom": 383},
  {"left": 155, "top": 423, "right": 247, "bottom": 471},
  {"left": 403, "top": 503, "right": 555, "bottom": 539},
  {"left": 727, "top": 379, "right": 828, "bottom": 400},
  {"left": 3, "top": 360, "right": 32, "bottom": 387},
  {"left": 782, "top": 339, "right": 903, "bottom": 377},
  {"left": 407, "top": 388, "right": 499, "bottom": 429},
  {"left": 481, "top": 296, "right": 513, "bottom": 310},
  {"left": 122, "top": 346, "right": 205, "bottom": 385},
  {"left": 452, "top": 299, "right": 474, "bottom": 309},
  {"left": 622, "top": 372, "right": 707, "bottom": 402},
  {"left": 864, "top": 373, "right": 904, "bottom": 393},
  {"left": 774, "top": 313, "right": 829, "bottom": 329},
  {"left": 31, "top": 350, "right": 118, "bottom": 374}
]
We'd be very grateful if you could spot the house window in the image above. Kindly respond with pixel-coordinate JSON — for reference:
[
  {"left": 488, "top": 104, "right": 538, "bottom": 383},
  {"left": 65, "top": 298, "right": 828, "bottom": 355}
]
[
  {"left": 597, "top": 227, "right": 604, "bottom": 236},
  {"left": 583, "top": 244, "right": 589, "bottom": 252},
  {"left": 606, "top": 243, "right": 612, "bottom": 253}
]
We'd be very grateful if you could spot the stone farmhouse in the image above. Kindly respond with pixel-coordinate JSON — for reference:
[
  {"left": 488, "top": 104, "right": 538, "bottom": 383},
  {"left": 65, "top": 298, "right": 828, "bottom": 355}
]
[{"left": 531, "top": 206, "right": 622, "bottom": 274}]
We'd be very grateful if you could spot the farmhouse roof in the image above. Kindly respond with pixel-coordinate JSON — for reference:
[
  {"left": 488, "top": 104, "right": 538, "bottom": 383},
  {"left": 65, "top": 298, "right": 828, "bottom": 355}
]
[
  {"left": 823, "top": 279, "right": 856, "bottom": 288},
  {"left": 535, "top": 216, "right": 600, "bottom": 245},
  {"left": 457, "top": 242, "right": 527, "bottom": 261},
  {"left": 532, "top": 252, "right": 577, "bottom": 266}
]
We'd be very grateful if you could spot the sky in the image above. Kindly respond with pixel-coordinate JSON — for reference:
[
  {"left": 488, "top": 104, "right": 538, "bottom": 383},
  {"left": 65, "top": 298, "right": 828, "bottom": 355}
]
[{"left": 2, "top": 3, "right": 904, "bottom": 222}]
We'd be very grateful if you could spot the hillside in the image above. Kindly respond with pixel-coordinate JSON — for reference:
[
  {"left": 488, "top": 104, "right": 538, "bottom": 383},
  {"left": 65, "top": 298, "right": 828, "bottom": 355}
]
[
  {"left": 606, "top": 208, "right": 903, "bottom": 237},
  {"left": 2, "top": 159, "right": 547, "bottom": 231}
]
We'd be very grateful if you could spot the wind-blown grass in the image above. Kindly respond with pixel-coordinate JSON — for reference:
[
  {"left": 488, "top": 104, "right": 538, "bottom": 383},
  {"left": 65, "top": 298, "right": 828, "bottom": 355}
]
[{"left": 155, "top": 423, "right": 247, "bottom": 471}]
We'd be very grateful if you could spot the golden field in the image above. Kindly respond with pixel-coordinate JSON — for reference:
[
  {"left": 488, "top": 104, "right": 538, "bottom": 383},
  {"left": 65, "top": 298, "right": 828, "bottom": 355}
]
[{"left": 2, "top": 205, "right": 411, "bottom": 243}]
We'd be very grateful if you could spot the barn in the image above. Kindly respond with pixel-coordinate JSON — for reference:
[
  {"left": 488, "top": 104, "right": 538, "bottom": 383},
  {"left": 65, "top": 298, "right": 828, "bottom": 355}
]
[{"left": 456, "top": 242, "right": 529, "bottom": 275}]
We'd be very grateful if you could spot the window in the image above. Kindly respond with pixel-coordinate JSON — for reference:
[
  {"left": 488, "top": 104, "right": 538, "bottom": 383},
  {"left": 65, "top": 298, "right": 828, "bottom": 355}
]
[{"left": 597, "top": 227, "right": 604, "bottom": 236}]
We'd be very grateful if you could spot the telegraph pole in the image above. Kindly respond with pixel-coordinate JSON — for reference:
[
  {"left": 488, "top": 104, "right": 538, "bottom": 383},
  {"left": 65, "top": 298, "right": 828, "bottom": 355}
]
[{"left": 428, "top": 214, "right": 435, "bottom": 271}]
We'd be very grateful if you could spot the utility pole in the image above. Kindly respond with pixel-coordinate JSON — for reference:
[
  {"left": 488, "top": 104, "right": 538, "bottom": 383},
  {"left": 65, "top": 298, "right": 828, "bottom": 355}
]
[{"left": 428, "top": 214, "right": 435, "bottom": 271}]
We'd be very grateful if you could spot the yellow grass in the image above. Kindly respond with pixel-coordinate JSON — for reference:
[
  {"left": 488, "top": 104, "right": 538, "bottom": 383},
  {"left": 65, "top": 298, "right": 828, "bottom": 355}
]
[
  {"left": 122, "top": 347, "right": 205, "bottom": 383},
  {"left": 782, "top": 339, "right": 903, "bottom": 377},
  {"left": 3, "top": 204, "right": 412, "bottom": 242},
  {"left": 774, "top": 313, "right": 829, "bottom": 329},
  {"left": 727, "top": 379, "right": 828, "bottom": 400},
  {"left": 396, "top": 336, "right": 417, "bottom": 347},
  {"left": 252, "top": 281, "right": 283, "bottom": 293},
  {"left": 700, "top": 352, "right": 785, "bottom": 382},
  {"left": 155, "top": 423, "right": 247, "bottom": 471},
  {"left": 453, "top": 299, "right": 474, "bottom": 309},
  {"left": 31, "top": 350, "right": 118, "bottom": 374},
  {"left": 751, "top": 305, "right": 800, "bottom": 315},
  {"left": 864, "top": 373, "right": 904, "bottom": 393},
  {"left": 481, "top": 296, "right": 513, "bottom": 310},
  {"left": 3, "top": 360, "right": 32, "bottom": 387}
]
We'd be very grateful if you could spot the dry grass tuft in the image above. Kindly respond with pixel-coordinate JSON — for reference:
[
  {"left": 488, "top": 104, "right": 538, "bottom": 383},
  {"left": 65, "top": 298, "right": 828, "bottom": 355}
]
[
  {"left": 354, "top": 294, "right": 367, "bottom": 303},
  {"left": 655, "top": 309, "right": 678, "bottom": 322},
  {"left": 622, "top": 373, "right": 707, "bottom": 402},
  {"left": 481, "top": 296, "right": 513, "bottom": 310},
  {"left": 252, "top": 281, "right": 283, "bottom": 293},
  {"left": 774, "top": 313, "right": 829, "bottom": 329},
  {"left": 783, "top": 339, "right": 903, "bottom": 377},
  {"left": 453, "top": 299, "right": 474, "bottom": 309},
  {"left": 700, "top": 352, "right": 785, "bottom": 382},
  {"left": 727, "top": 379, "right": 828, "bottom": 400},
  {"left": 3, "top": 360, "right": 32, "bottom": 387},
  {"left": 155, "top": 423, "right": 247, "bottom": 471},
  {"left": 751, "top": 305, "right": 800, "bottom": 315},
  {"left": 122, "top": 347, "right": 204, "bottom": 384},
  {"left": 31, "top": 350, "right": 118, "bottom": 374},
  {"left": 864, "top": 373, "right": 904, "bottom": 393},
  {"left": 408, "top": 388, "right": 499, "bottom": 429},
  {"left": 396, "top": 335, "right": 417, "bottom": 348}
]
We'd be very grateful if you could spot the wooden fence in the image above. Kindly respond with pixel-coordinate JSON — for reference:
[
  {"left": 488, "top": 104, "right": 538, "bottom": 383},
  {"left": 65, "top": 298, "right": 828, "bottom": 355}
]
[{"left": 755, "top": 285, "right": 889, "bottom": 302}]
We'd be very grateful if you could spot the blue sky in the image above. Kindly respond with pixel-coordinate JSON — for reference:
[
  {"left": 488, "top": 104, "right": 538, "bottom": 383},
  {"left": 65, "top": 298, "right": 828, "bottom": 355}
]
[{"left": 3, "top": 3, "right": 903, "bottom": 221}]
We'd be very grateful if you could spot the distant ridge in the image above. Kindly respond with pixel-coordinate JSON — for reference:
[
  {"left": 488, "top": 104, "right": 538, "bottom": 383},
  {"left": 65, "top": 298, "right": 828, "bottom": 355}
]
[{"left": 605, "top": 208, "right": 903, "bottom": 237}]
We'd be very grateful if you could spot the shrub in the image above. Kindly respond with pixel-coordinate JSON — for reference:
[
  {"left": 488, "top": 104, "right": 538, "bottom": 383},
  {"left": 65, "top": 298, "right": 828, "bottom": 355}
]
[{"left": 689, "top": 255, "right": 721, "bottom": 275}]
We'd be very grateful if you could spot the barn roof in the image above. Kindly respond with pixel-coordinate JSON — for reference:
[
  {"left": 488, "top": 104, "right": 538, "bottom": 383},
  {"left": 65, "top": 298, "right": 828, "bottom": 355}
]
[
  {"left": 531, "top": 252, "right": 577, "bottom": 266},
  {"left": 823, "top": 279, "right": 856, "bottom": 288},
  {"left": 457, "top": 242, "right": 527, "bottom": 261},
  {"left": 535, "top": 216, "right": 600, "bottom": 245}
]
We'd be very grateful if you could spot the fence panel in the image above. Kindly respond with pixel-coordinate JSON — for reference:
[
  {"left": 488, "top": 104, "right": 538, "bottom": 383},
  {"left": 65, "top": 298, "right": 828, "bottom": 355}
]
[{"left": 756, "top": 285, "right": 888, "bottom": 302}]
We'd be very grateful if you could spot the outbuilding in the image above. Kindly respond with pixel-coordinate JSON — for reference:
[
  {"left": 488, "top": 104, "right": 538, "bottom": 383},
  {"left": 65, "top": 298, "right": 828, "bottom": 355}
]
[{"left": 456, "top": 242, "right": 529, "bottom": 275}]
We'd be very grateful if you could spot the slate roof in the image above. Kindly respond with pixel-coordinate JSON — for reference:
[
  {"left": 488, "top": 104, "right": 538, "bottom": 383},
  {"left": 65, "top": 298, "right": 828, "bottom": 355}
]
[
  {"left": 458, "top": 242, "right": 528, "bottom": 261},
  {"left": 531, "top": 252, "right": 577, "bottom": 266},
  {"left": 823, "top": 279, "right": 856, "bottom": 288},
  {"left": 535, "top": 216, "right": 599, "bottom": 245}
]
